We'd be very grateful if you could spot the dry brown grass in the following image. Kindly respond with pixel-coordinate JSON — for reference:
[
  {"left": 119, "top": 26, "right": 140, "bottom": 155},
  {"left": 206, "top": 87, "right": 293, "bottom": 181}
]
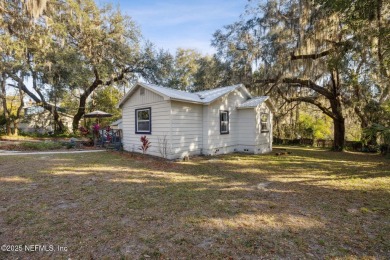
[{"left": 0, "top": 146, "right": 389, "bottom": 259}]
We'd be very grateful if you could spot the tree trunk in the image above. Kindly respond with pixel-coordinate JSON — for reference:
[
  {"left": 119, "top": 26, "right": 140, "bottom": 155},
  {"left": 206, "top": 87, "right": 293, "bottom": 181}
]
[
  {"left": 333, "top": 117, "right": 345, "bottom": 151},
  {"left": 36, "top": 104, "right": 66, "bottom": 133},
  {"left": 329, "top": 71, "right": 345, "bottom": 151},
  {"left": 0, "top": 73, "right": 12, "bottom": 135},
  {"left": 12, "top": 121, "right": 19, "bottom": 136},
  {"left": 52, "top": 109, "right": 66, "bottom": 133},
  {"left": 72, "top": 77, "right": 102, "bottom": 132},
  {"left": 5, "top": 120, "right": 11, "bottom": 135},
  {"left": 11, "top": 78, "right": 25, "bottom": 136},
  {"left": 72, "top": 93, "right": 88, "bottom": 132}
]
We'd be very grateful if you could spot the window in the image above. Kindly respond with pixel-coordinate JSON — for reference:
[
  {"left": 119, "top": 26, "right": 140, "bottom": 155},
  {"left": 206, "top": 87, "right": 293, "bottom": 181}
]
[
  {"left": 135, "top": 108, "right": 151, "bottom": 134},
  {"left": 140, "top": 88, "right": 145, "bottom": 95},
  {"left": 261, "top": 113, "right": 269, "bottom": 132},
  {"left": 220, "top": 110, "right": 229, "bottom": 134}
]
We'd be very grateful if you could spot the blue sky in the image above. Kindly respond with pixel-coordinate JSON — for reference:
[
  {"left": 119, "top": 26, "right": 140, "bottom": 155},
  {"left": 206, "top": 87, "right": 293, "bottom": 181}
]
[{"left": 114, "top": 0, "right": 247, "bottom": 55}]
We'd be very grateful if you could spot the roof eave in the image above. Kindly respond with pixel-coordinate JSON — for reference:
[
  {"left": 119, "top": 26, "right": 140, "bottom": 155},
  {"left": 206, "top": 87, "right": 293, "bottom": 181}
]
[
  {"left": 117, "top": 86, "right": 136, "bottom": 108},
  {"left": 265, "top": 99, "right": 277, "bottom": 113},
  {"left": 236, "top": 96, "right": 277, "bottom": 112},
  {"left": 239, "top": 84, "right": 253, "bottom": 99},
  {"left": 170, "top": 98, "right": 203, "bottom": 105},
  {"left": 203, "top": 84, "right": 252, "bottom": 105},
  {"left": 117, "top": 82, "right": 171, "bottom": 108},
  {"left": 236, "top": 106, "right": 256, "bottom": 109}
]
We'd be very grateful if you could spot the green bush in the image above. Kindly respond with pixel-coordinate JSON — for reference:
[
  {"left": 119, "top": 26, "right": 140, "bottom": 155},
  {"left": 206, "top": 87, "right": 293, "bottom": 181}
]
[
  {"left": 20, "top": 141, "right": 64, "bottom": 151},
  {"left": 297, "top": 113, "right": 332, "bottom": 140},
  {"left": 19, "top": 131, "right": 80, "bottom": 139},
  {"left": 364, "top": 124, "right": 390, "bottom": 155},
  {"left": 18, "top": 131, "right": 46, "bottom": 138},
  {"left": 65, "top": 142, "right": 75, "bottom": 149},
  {"left": 54, "top": 132, "right": 79, "bottom": 138}
]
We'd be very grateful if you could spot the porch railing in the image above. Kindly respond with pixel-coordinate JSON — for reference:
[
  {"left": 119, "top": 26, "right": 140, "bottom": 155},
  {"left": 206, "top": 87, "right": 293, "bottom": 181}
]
[{"left": 94, "top": 129, "right": 122, "bottom": 150}]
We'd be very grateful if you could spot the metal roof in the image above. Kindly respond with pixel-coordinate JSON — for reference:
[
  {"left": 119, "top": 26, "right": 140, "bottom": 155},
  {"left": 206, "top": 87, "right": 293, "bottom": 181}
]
[
  {"left": 118, "top": 82, "right": 274, "bottom": 110},
  {"left": 141, "top": 83, "right": 202, "bottom": 103},
  {"left": 195, "top": 85, "right": 252, "bottom": 103},
  {"left": 237, "top": 96, "right": 269, "bottom": 108},
  {"left": 110, "top": 118, "right": 122, "bottom": 126}
]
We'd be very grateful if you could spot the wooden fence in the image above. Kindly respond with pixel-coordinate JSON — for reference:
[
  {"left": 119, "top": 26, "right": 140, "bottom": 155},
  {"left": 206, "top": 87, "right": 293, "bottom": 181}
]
[{"left": 273, "top": 137, "right": 363, "bottom": 151}]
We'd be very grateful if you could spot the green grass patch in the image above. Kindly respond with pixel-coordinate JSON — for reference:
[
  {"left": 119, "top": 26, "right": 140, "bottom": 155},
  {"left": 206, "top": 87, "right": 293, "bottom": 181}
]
[
  {"left": 0, "top": 147, "right": 389, "bottom": 259},
  {"left": 19, "top": 141, "right": 64, "bottom": 150}
]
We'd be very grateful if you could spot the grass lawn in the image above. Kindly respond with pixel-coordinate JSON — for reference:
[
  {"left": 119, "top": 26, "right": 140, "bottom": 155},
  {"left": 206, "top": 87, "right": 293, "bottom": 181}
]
[{"left": 0, "top": 146, "right": 389, "bottom": 259}]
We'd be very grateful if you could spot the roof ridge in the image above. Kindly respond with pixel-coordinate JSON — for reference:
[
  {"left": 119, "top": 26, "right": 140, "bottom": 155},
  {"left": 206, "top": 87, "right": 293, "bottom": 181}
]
[
  {"left": 251, "top": 96, "right": 269, "bottom": 98},
  {"left": 118, "top": 82, "right": 250, "bottom": 108},
  {"left": 141, "top": 82, "right": 193, "bottom": 94},
  {"left": 194, "top": 84, "right": 241, "bottom": 94}
]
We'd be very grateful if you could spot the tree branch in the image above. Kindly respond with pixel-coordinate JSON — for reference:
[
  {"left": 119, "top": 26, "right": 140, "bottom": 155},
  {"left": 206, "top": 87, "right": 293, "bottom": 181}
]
[
  {"left": 276, "top": 102, "right": 300, "bottom": 118},
  {"left": 31, "top": 70, "right": 46, "bottom": 102},
  {"left": 7, "top": 74, "right": 42, "bottom": 104},
  {"left": 290, "top": 49, "right": 331, "bottom": 60},
  {"left": 277, "top": 87, "right": 335, "bottom": 119},
  {"left": 256, "top": 77, "right": 333, "bottom": 99}
]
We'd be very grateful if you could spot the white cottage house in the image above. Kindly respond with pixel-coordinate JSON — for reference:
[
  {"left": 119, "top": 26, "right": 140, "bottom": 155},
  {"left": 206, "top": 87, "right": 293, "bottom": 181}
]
[{"left": 118, "top": 82, "right": 275, "bottom": 159}]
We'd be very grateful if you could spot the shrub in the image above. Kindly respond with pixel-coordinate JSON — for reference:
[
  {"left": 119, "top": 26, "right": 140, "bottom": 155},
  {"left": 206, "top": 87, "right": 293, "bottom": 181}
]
[
  {"left": 20, "top": 141, "right": 64, "bottom": 151},
  {"left": 19, "top": 131, "right": 79, "bottom": 138},
  {"left": 139, "top": 136, "right": 151, "bottom": 154},
  {"left": 364, "top": 124, "right": 390, "bottom": 155},
  {"left": 79, "top": 126, "right": 90, "bottom": 136}
]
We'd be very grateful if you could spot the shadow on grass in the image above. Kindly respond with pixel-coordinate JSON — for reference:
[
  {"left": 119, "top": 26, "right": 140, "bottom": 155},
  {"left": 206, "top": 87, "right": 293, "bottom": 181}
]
[{"left": 0, "top": 148, "right": 389, "bottom": 259}]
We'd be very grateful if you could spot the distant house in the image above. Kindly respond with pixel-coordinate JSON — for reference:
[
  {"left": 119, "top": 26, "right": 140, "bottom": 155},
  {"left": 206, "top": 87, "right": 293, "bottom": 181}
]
[
  {"left": 110, "top": 118, "right": 123, "bottom": 130},
  {"left": 19, "top": 104, "right": 73, "bottom": 134},
  {"left": 118, "top": 82, "right": 275, "bottom": 159}
]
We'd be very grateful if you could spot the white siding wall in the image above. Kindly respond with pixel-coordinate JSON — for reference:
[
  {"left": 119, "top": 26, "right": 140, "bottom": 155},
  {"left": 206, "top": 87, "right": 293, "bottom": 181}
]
[
  {"left": 170, "top": 101, "right": 203, "bottom": 158},
  {"left": 236, "top": 109, "right": 256, "bottom": 153},
  {"left": 122, "top": 87, "right": 172, "bottom": 158},
  {"left": 255, "top": 103, "right": 272, "bottom": 153},
  {"left": 121, "top": 86, "right": 272, "bottom": 159},
  {"left": 202, "top": 106, "right": 209, "bottom": 153},
  {"left": 203, "top": 89, "right": 249, "bottom": 155}
]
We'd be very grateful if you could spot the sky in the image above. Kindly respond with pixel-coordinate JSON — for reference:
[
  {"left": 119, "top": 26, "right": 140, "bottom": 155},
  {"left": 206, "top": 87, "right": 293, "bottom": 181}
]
[{"left": 113, "top": 0, "right": 248, "bottom": 55}]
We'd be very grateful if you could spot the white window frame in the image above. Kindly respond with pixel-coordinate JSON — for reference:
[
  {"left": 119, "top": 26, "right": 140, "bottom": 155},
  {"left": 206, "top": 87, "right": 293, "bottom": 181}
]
[
  {"left": 220, "top": 110, "right": 229, "bottom": 134},
  {"left": 260, "top": 113, "right": 269, "bottom": 132},
  {"left": 135, "top": 107, "right": 151, "bottom": 134}
]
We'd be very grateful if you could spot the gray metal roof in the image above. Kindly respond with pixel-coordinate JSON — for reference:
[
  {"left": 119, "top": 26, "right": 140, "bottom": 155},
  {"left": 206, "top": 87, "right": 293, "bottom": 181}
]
[
  {"left": 142, "top": 83, "right": 202, "bottom": 103},
  {"left": 118, "top": 82, "right": 252, "bottom": 108},
  {"left": 110, "top": 118, "right": 122, "bottom": 126},
  {"left": 195, "top": 85, "right": 248, "bottom": 103},
  {"left": 237, "top": 96, "right": 269, "bottom": 108}
]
